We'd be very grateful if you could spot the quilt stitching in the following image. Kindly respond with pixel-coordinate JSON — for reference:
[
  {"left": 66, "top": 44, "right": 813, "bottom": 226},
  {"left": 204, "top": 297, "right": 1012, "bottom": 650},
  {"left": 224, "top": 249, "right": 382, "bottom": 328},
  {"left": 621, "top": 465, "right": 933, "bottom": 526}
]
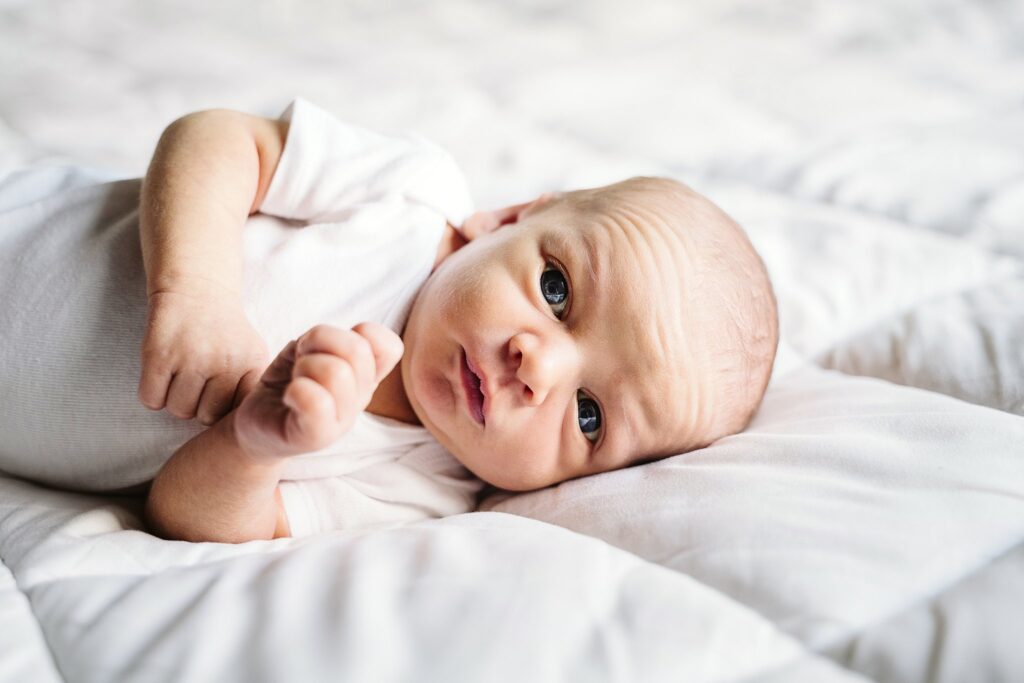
[{"left": 0, "top": 551, "right": 66, "bottom": 682}]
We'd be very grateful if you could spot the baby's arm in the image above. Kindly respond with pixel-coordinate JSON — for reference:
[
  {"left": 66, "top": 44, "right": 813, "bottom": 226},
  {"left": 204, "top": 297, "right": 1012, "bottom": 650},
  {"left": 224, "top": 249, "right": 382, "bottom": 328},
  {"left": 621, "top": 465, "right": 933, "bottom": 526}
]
[
  {"left": 138, "top": 108, "right": 288, "bottom": 424},
  {"left": 145, "top": 322, "right": 403, "bottom": 543},
  {"left": 145, "top": 410, "right": 291, "bottom": 542}
]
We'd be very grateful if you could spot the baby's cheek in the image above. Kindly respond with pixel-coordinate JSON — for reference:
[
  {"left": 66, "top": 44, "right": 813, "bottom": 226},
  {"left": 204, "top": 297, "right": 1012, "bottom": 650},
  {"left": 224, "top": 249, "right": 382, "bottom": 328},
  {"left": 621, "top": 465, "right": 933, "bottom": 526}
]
[{"left": 505, "top": 437, "right": 568, "bottom": 491}]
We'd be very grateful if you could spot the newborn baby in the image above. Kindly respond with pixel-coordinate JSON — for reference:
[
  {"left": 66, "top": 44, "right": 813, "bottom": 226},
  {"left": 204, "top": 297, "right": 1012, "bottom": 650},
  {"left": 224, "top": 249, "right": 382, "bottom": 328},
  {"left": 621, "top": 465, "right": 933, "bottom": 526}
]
[{"left": 0, "top": 99, "right": 777, "bottom": 542}]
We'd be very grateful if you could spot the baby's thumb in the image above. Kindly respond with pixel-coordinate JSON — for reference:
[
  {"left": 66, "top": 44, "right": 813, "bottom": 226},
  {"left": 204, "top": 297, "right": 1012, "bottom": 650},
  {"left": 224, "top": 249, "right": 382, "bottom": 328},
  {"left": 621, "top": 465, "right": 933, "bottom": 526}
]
[{"left": 353, "top": 322, "right": 405, "bottom": 385}]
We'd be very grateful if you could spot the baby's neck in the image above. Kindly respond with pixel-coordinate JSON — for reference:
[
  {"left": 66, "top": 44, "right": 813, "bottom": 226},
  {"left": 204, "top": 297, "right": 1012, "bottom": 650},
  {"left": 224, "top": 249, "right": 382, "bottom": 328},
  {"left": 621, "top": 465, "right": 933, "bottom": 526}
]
[
  {"left": 367, "top": 222, "right": 463, "bottom": 425},
  {"left": 366, "top": 360, "right": 421, "bottom": 425}
]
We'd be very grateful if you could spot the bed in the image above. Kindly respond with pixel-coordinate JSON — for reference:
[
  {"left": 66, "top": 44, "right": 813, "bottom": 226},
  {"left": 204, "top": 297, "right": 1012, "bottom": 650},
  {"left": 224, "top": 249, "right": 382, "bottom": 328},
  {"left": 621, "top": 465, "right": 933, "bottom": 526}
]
[{"left": 1, "top": 1, "right": 1022, "bottom": 681}]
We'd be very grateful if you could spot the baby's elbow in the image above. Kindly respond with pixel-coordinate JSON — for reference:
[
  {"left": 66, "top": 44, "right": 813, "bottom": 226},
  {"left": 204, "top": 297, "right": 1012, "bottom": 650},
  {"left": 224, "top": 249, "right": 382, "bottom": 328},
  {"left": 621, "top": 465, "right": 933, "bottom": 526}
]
[
  {"left": 142, "top": 496, "right": 184, "bottom": 541},
  {"left": 144, "top": 495, "right": 278, "bottom": 544},
  {"left": 142, "top": 494, "right": 222, "bottom": 543}
]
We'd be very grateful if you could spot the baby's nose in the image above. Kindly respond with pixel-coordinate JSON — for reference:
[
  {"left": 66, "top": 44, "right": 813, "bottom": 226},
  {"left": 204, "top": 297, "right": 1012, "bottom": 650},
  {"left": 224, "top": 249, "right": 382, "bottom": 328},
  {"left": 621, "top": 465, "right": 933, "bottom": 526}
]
[{"left": 509, "top": 331, "right": 577, "bottom": 406}]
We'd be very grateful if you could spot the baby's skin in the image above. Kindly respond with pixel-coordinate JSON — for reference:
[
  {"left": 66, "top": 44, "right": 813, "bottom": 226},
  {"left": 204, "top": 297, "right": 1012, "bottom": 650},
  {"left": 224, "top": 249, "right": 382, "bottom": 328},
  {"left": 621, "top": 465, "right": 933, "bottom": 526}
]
[{"left": 141, "top": 110, "right": 777, "bottom": 543}]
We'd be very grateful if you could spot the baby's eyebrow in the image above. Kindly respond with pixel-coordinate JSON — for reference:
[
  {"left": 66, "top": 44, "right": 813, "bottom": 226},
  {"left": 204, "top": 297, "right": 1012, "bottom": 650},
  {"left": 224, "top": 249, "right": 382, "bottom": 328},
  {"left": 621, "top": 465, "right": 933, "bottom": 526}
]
[{"left": 548, "top": 230, "right": 601, "bottom": 313}]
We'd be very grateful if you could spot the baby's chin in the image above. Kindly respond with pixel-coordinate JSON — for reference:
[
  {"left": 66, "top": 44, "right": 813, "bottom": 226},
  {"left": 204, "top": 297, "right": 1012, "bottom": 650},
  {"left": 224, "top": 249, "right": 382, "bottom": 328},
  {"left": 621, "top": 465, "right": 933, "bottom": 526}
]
[
  {"left": 451, "top": 445, "right": 554, "bottom": 492},
  {"left": 420, "top": 421, "right": 534, "bottom": 491}
]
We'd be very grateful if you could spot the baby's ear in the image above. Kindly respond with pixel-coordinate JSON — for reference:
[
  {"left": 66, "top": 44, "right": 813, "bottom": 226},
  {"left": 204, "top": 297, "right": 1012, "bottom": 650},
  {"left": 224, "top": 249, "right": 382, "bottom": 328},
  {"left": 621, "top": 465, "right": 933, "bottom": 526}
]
[{"left": 459, "top": 192, "right": 559, "bottom": 241}]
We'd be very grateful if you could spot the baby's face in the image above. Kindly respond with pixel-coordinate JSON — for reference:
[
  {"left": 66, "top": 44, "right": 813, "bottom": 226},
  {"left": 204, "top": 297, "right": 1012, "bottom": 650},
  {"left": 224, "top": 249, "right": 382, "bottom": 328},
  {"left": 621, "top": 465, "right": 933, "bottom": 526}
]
[{"left": 400, "top": 186, "right": 720, "bottom": 491}]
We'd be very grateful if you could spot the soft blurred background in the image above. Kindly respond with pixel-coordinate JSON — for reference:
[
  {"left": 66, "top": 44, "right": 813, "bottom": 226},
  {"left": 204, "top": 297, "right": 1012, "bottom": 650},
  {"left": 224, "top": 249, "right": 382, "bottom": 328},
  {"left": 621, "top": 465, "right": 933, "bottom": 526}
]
[
  {"left": 3, "top": 0, "right": 1024, "bottom": 394},
  {"left": 3, "top": 7, "right": 1024, "bottom": 680},
  {"left": 2, "top": 0, "right": 1023, "bottom": 242}
]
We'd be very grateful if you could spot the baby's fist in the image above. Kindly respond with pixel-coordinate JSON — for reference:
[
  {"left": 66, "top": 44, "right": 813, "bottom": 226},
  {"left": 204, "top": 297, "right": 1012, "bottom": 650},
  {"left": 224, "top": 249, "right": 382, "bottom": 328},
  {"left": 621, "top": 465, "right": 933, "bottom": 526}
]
[{"left": 233, "top": 322, "right": 403, "bottom": 460}]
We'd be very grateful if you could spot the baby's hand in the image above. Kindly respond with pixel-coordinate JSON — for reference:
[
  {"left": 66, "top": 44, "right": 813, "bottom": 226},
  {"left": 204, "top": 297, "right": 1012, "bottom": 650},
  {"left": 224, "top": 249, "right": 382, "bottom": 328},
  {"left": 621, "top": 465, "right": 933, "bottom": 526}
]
[
  {"left": 138, "top": 291, "right": 270, "bottom": 425},
  {"left": 232, "top": 323, "right": 403, "bottom": 460},
  {"left": 458, "top": 193, "right": 557, "bottom": 240}
]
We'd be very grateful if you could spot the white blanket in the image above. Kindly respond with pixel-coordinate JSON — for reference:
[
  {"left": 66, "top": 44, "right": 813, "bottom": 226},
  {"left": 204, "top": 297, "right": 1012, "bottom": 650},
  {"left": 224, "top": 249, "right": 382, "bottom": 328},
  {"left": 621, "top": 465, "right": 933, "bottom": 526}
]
[{"left": 1, "top": 1, "right": 1022, "bottom": 681}]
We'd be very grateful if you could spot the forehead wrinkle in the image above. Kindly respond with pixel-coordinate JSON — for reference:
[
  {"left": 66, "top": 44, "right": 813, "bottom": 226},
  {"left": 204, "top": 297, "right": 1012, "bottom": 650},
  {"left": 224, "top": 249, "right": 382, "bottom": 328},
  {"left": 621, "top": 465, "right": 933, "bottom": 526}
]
[
  {"left": 585, "top": 210, "right": 688, "bottom": 462},
  {"left": 601, "top": 204, "right": 687, "bottom": 371},
  {"left": 644, "top": 207, "right": 707, "bottom": 453},
  {"left": 599, "top": 203, "right": 700, "bottom": 457},
  {"left": 612, "top": 204, "right": 688, "bottom": 357}
]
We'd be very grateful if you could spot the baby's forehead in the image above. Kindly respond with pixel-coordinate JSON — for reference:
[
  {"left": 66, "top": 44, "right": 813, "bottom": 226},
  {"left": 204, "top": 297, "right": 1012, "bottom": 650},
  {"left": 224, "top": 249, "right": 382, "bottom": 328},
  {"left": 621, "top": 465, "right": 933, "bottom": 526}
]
[
  {"left": 551, "top": 181, "right": 750, "bottom": 307},
  {"left": 545, "top": 191, "right": 700, "bottom": 310},
  {"left": 549, "top": 186, "right": 708, "bottom": 314}
]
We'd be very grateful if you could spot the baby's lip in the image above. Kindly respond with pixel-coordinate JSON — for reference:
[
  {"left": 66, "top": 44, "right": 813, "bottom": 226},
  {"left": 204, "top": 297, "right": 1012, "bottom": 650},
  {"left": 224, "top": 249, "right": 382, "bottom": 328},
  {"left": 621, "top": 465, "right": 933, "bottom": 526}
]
[
  {"left": 460, "top": 347, "right": 487, "bottom": 425},
  {"left": 465, "top": 351, "right": 491, "bottom": 408}
]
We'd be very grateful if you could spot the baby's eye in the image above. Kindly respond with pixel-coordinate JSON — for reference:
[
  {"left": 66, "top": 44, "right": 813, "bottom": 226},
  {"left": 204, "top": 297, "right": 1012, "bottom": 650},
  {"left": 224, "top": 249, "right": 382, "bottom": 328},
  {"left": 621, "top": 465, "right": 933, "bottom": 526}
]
[
  {"left": 540, "top": 262, "right": 569, "bottom": 319},
  {"left": 577, "top": 390, "right": 602, "bottom": 444}
]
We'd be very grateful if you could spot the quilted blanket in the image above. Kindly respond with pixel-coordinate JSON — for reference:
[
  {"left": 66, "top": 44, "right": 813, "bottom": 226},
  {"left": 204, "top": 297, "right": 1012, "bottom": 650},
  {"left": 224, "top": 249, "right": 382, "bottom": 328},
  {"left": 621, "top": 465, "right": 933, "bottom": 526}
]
[{"left": 1, "top": 1, "right": 1022, "bottom": 681}]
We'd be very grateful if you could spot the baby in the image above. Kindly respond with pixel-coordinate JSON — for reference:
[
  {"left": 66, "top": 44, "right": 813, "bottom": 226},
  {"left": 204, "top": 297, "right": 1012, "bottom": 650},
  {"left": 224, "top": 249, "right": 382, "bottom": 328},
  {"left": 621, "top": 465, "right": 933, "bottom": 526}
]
[{"left": 0, "top": 99, "right": 778, "bottom": 543}]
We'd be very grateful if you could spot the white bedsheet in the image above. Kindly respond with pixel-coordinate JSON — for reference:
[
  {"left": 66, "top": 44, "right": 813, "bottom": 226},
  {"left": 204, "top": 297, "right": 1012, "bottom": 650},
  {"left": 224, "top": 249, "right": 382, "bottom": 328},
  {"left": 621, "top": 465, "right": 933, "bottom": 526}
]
[{"left": 1, "top": 0, "right": 1022, "bottom": 681}]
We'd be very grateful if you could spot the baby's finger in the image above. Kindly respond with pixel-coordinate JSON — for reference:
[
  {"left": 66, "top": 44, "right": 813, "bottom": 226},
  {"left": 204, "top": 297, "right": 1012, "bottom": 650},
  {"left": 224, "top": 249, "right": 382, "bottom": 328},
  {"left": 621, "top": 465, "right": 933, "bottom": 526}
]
[
  {"left": 164, "top": 370, "right": 207, "bottom": 420},
  {"left": 196, "top": 374, "right": 239, "bottom": 426},
  {"left": 296, "top": 326, "right": 377, "bottom": 393},
  {"left": 282, "top": 375, "right": 338, "bottom": 444},
  {"left": 138, "top": 362, "right": 172, "bottom": 411},
  {"left": 231, "top": 366, "right": 264, "bottom": 409},
  {"left": 352, "top": 322, "right": 404, "bottom": 385},
  {"left": 293, "top": 353, "right": 364, "bottom": 420}
]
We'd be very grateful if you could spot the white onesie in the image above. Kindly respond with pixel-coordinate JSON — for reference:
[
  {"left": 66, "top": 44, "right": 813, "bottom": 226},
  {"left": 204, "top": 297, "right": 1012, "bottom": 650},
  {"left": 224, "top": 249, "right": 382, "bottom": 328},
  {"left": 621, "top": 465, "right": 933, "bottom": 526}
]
[
  {"left": 0, "top": 98, "right": 484, "bottom": 537},
  {"left": 259, "top": 98, "right": 485, "bottom": 536}
]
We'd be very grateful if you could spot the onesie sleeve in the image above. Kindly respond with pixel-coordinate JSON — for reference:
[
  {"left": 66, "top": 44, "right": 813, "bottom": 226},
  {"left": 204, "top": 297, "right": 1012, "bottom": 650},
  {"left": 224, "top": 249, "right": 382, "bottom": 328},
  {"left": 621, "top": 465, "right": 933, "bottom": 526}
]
[
  {"left": 277, "top": 444, "right": 483, "bottom": 538},
  {"left": 258, "top": 97, "right": 474, "bottom": 226}
]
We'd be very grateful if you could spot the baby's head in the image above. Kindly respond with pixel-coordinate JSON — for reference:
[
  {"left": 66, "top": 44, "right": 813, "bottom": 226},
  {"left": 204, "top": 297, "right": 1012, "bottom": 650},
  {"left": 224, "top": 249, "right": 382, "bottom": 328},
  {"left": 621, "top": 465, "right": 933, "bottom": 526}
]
[{"left": 400, "top": 177, "right": 778, "bottom": 491}]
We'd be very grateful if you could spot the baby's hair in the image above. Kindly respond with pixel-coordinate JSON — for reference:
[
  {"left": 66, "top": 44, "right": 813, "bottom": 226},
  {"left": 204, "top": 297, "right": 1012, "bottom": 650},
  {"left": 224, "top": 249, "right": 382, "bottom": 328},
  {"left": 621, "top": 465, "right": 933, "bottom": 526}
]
[{"left": 558, "top": 177, "right": 780, "bottom": 453}]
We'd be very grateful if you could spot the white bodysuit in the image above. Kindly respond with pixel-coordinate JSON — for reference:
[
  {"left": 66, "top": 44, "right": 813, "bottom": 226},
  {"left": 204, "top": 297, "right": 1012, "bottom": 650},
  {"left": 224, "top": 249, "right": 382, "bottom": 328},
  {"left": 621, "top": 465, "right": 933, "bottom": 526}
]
[{"left": 0, "top": 97, "right": 484, "bottom": 537}]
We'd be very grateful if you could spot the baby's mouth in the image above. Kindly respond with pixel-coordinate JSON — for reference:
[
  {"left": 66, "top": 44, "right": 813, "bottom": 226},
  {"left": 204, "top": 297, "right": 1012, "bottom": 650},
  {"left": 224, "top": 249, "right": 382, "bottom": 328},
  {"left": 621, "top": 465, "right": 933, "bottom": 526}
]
[{"left": 460, "top": 348, "right": 486, "bottom": 425}]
